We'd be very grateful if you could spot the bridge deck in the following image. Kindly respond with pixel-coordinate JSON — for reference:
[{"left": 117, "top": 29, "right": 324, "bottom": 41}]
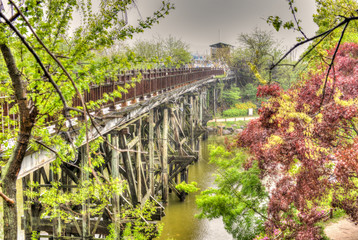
[
  {"left": 13, "top": 71, "right": 229, "bottom": 179},
  {"left": 0, "top": 67, "right": 223, "bottom": 137}
]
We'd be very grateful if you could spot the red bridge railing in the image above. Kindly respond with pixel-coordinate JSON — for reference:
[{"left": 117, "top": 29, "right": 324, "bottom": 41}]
[{"left": 1, "top": 67, "right": 224, "bottom": 133}]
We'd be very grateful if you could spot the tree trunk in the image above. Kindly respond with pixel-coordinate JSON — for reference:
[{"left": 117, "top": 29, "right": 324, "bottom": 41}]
[{"left": 0, "top": 43, "right": 36, "bottom": 240}]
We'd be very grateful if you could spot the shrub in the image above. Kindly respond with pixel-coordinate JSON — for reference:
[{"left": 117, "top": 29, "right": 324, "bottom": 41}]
[
  {"left": 235, "top": 101, "right": 257, "bottom": 111},
  {"left": 223, "top": 108, "right": 247, "bottom": 117}
]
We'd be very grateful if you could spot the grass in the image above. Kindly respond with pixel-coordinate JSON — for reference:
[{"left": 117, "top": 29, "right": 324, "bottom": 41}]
[
  {"left": 207, "top": 135, "right": 236, "bottom": 143},
  {"left": 214, "top": 74, "right": 226, "bottom": 79}
]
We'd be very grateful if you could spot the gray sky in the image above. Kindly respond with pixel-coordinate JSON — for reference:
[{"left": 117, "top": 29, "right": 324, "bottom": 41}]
[{"left": 129, "top": 0, "right": 318, "bottom": 55}]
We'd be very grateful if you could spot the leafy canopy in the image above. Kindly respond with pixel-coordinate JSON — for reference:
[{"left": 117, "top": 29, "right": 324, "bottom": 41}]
[
  {"left": 237, "top": 42, "right": 358, "bottom": 239},
  {"left": 196, "top": 145, "right": 268, "bottom": 240}
]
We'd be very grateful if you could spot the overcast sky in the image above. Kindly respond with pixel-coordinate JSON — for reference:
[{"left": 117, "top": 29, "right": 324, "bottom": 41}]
[{"left": 128, "top": 0, "right": 318, "bottom": 55}]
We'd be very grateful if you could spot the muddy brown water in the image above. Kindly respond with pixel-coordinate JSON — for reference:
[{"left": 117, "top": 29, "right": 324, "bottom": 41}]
[{"left": 158, "top": 137, "right": 233, "bottom": 240}]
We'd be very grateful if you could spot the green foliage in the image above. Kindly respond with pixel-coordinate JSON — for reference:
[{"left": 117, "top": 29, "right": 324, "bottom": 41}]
[
  {"left": 121, "top": 200, "right": 162, "bottom": 240},
  {"left": 31, "top": 231, "right": 39, "bottom": 240},
  {"left": 214, "top": 74, "right": 226, "bottom": 78},
  {"left": 0, "top": 0, "right": 175, "bottom": 239},
  {"left": 175, "top": 181, "right": 200, "bottom": 193},
  {"left": 196, "top": 146, "right": 268, "bottom": 240},
  {"left": 0, "top": 0, "right": 175, "bottom": 163},
  {"left": 239, "top": 83, "right": 257, "bottom": 102},
  {"left": 104, "top": 201, "right": 162, "bottom": 240},
  {"left": 266, "top": 16, "right": 283, "bottom": 31},
  {"left": 302, "top": 0, "right": 358, "bottom": 68},
  {"left": 231, "top": 28, "right": 297, "bottom": 94},
  {"left": 222, "top": 87, "right": 241, "bottom": 106},
  {"left": 313, "top": 0, "right": 358, "bottom": 35},
  {"left": 24, "top": 177, "right": 123, "bottom": 221},
  {"left": 131, "top": 35, "right": 192, "bottom": 67},
  {"left": 25, "top": 177, "right": 161, "bottom": 239},
  {"left": 267, "top": 0, "right": 358, "bottom": 71},
  {"left": 266, "top": 0, "right": 300, "bottom": 32},
  {"left": 235, "top": 101, "right": 257, "bottom": 111},
  {"left": 105, "top": 224, "right": 117, "bottom": 240},
  {"left": 222, "top": 108, "right": 247, "bottom": 117}
]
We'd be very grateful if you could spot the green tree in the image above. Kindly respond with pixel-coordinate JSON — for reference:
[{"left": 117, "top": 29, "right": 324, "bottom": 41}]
[
  {"left": 231, "top": 28, "right": 296, "bottom": 98},
  {"left": 132, "top": 35, "right": 192, "bottom": 67},
  {"left": 133, "top": 37, "right": 165, "bottom": 61},
  {"left": 196, "top": 146, "right": 268, "bottom": 240},
  {"left": 222, "top": 86, "right": 241, "bottom": 106},
  {"left": 240, "top": 83, "right": 257, "bottom": 102},
  {"left": 0, "top": 0, "right": 173, "bottom": 239},
  {"left": 238, "top": 28, "right": 276, "bottom": 71}
]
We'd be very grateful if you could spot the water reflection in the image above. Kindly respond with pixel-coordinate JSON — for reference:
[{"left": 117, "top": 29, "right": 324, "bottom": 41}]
[{"left": 158, "top": 137, "right": 233, "bottom": 240}]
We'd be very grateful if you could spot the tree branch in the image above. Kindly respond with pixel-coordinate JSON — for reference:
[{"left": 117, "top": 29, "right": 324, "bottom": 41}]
[
  {"left": 349, "top": 119, "right": 358, "bottom": 136},
  {"left": 9, "top": 0, "right": 96, "bottom": 180},
  {"left": 292, "top": 30, "right": 331, "bottom": 68},
  {"left": 288, "top": 1, "right": 308, "bottom": 40},
  {"left": 320, "top": 21, "right": 349, "bottom": 107},
  {"left": 0, "top": 191, "right": 15, "bottom": 205},
  {"left": 271, "top": 16, "right": 358, "bottom": 71},
  {"left": 33, "top": 139, "right": 111, "bottom": 183},
  {"left": 0, "top": 11, "right": 69, "bottom": 115}
]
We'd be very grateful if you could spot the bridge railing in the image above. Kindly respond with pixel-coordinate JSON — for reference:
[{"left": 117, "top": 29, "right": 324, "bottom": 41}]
[{"left": 0, "top": 67, "right": 224, "bottom": 133}]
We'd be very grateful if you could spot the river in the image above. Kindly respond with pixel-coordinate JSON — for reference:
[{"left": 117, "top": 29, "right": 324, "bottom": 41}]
[{"left": 158, "top": 137, "right": 233, "bottom": 240}]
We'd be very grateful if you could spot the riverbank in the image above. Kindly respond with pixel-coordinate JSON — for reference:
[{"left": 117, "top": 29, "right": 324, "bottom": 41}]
[{"left": 325, "top": 218, "right": 358, "bottom": 240}]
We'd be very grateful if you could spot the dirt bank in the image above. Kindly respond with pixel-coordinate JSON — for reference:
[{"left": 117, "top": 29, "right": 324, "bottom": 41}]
[{"left": 324, "top": 218, "right": 358, "bottom": 240}]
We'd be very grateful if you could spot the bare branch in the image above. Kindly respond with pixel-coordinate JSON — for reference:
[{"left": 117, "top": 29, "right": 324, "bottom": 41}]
[
  {"left": 271, "top": 16, "right": 358, "bottom": 71},
  {"left": 293, "top": 31, "right": 331, "bottom": 68},
  {"left": 288, "top": 1, "right": 308, "bottom": 39},
  {"left": 320, "top": 21, "right": 349, "bottom": 106},
  {"left": 349, "top": 119, "right": 358, "bottom": 136}
]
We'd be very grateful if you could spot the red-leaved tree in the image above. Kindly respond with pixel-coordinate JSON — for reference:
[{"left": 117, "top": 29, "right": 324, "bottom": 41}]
[{"left": 237, "top": 42, "right": 358, "bottom": 239}]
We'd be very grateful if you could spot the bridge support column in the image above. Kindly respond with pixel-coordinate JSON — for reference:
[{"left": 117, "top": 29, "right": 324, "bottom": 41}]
[
  {"left": 213, "top": 88, "right": 217, "bottom": 116},
  {"left": 32, "top": 167, "right": 41, "bottom": 236},
  {"left": 180, "top": 101, "right": 185, "bottom": 132},
  {"left": 162, "top": 108, "right": 169, "bottom": 203},
  {"left": 199, "top": 91, "right": 203, "bottom": 124},
  {"left": 149, "top": 109, "right": 155, "bottom": 195},
  {"left": 136, "top": 118, "right": 142, "bottom": 203},
  {"left": 22, "top": 176, "right": 32, "bottom": 239},
  {"left": 111, "top": 134, "right": 121, "bottom": 235},
  {"left": 190, "top": 96, "right": 195, "bottom": 152},
  {"left": 119, "top": 130, "right": 138, "bottom": 206},
  {"left": 53, "top": 170, "right": 61, "bottom": 239},
  {"left": 81, "top": 146, "right": 90, "bottom": 239}
]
